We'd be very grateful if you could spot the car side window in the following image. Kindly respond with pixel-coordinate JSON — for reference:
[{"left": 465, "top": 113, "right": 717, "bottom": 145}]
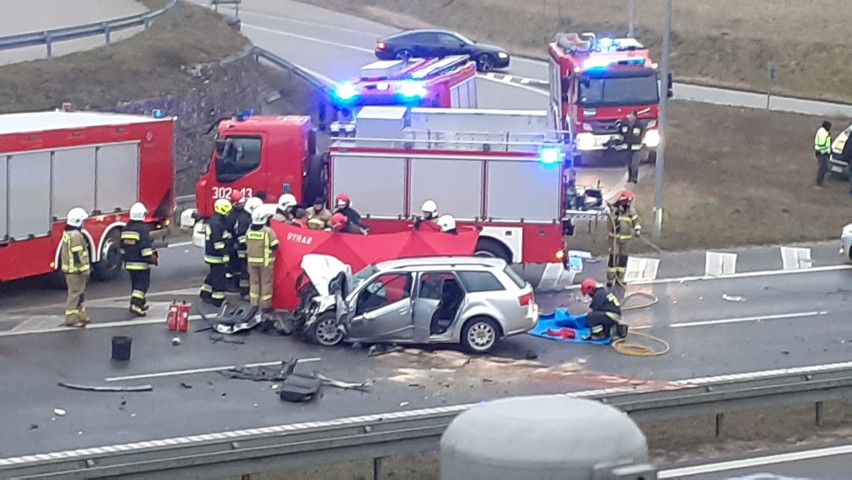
[
  {"left": 437, "top": 34, "right": 462, "bottom": 47},
  {"left": 356, "top": 273, "right": 412, "bottom": 315},
  {"left": 418, "top": 272, "right": 457, "bottom": 300},
  {"left": 457, "top": 271, "right": 504, "bottom": 293},
  {"left": 409, "top": 32, "right": 437, "bottom": 45}
]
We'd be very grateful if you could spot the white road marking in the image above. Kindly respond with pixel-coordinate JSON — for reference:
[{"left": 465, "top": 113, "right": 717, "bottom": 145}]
[
  {"left": 477, "top": 73, "right": 548, "bottom": 96},
  {"left": 104, "top": 358, "right": 322, "bottom": 382},
  {"left": 633, "top": 263, "right": 852, "bottom": 285},
  {"left": 167, "top": 240, "right": 193, "bottom": 248},
  {"left": 0, "top": 315, "right": 204, "bottom": 337},
  {"left": 658, "top": 443, "right": 852, "bottom": 478},
  {"left": 242, "top": 23, "right": 373, "bottom": 54},
  {"left": 4, "top": 287, "right": 201, "bottom": 316},
  {"left": 238, "top": 9, "right": 386, "bottom": 38},
  {"left": 630, "top": 311, "right": 828, "bottom": 331}
]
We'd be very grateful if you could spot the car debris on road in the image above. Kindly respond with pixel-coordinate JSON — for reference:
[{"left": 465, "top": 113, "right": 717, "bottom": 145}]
[{"left": 58, "top": 382, "right": 153, "bottom": 393}]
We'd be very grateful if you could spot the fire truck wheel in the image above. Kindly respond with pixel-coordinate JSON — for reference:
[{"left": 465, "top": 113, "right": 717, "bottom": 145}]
[
  {"left": 47, "top": 270, "right": 67, "bottom": 290},
  {"left": 461, "top": 317, "right": 501, "bottom": 353},
  {"left": 474, "top": 238, "right": 512, "bottom": 264},
  {"left": 475, "top": 53, "right": 496, "bottom": 72},
  {"left": 303, "top": 154, "right": 327, "bottom": 205},
  {"left": 394, "top": 49, "right": 414, "bottom": 61},
  {"left": 309, "top": 311, "right": 344, "bottom": 347},
  {"left": 93, "top": 231, "right": 121, "bottom": 282}
]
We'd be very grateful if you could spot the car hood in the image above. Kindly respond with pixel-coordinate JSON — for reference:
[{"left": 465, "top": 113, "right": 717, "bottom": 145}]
[
  {"left": 300, "top": 254, "right": 351, "bottom": 297},
  {"left": 475, "top": 43, "right": 508, "bottom": 54}
]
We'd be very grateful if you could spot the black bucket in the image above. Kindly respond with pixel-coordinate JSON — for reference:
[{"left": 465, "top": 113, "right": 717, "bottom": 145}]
[{"left": 111, "top": 336, "right": 132, "bottom": 361}]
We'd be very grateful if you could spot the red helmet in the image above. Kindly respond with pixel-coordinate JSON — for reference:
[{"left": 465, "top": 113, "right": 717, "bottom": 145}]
[
  {"left": 580, "top": 278, "right": 600, "bottom": 296},
  {"left": 618, "top": 190, "right": 635, "bottom": 204},
  {"left": 229, "top": 191, "right": 245, "bottom": 205},
  {"left": 335, "top": 193, "right": 351, "bottom": 208},
  {"left": 331, "top": 212, "right": 349, "bottom": 230}
]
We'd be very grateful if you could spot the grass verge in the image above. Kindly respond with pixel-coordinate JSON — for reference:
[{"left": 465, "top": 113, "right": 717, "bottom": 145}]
[{"left": 301, "top": 0, "right": 852, "bottom": 103}]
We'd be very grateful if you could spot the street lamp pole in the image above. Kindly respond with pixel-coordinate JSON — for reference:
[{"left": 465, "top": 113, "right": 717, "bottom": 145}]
[
  {"left": 653, "top": 0, "right": 672, "bottom": 239},
  {"left": 628, "top": 0, "right": 635, "bottom": 37}
]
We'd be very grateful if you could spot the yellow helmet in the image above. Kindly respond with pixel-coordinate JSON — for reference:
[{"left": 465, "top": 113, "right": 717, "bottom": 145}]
[{"left": 214, "top": 198, "right": 233, "bottom": 216}]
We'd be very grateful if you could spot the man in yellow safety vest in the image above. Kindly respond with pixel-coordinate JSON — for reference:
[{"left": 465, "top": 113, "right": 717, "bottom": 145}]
[
  {"left": 245, "top": 209, "right": 280, "bottom": 318},
  {"left": 814, "top": 121, "right": 832, "bottom": 188},
  {"left": 606, "top": 190, "right": 641, "bottom": 288},
  {"left": 60, "top": 207, "right": 92, "bottom": 327}
]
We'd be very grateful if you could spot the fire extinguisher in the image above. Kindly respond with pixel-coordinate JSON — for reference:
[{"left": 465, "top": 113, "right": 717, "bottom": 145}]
[
  {"left": 167, "top": 301, "right": 179, "bottom": 331},
  {"left": 177, "top": 301, "right": 190, "bottom": 332}
]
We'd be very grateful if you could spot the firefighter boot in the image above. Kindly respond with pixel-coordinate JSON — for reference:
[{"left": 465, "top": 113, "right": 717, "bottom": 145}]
[
  {"left": 612, "top": 323, "right": 629, "bottom": 340},
  {"left": 130, "top": 304, "right": 147, "bottom": 317}
]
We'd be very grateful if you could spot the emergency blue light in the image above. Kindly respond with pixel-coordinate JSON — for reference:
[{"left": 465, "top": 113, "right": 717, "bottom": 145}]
[
  {"left": 583, "top": 57, "right": 611, "bottom": 70},
  {"left": 398, "top": 80, "right": 427, "bottom": 98},
  {"left": 334, "top": 83, "right": 359, "bottom": 102},
  {"left": 539, "top": 147, "right": 563, "bottom": 165},
  {"left": 152, "top": 109, "right": 165, "bottom": 119},
  {"left": 236, "top": 109, "right": 255, "bottom": 121},
  {"left": 599, "top": 37, "right": 614, "bottom": 50}
]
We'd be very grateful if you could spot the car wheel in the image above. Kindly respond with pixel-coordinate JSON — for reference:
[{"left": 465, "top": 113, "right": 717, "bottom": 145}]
[
  {"left": 309, "top": 311, "right": 344, "bottom": 347},
  {"left": 462, "top": 317, "right": 501, "bottom": 354},
  {"left": 474, "top": 238, "right": 512, "bottom": 264},
  {"left": 395, "top": 49, "right": 414, "bottom": 61},
  {"left": 476, "top": 53, "right": 496, "bottom": 72},
  {"left": 92, "top": 231, "right": 121, "bottom": 282}
]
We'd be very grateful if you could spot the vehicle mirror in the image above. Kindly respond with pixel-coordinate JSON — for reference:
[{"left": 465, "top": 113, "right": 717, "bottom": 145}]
[
  {"left": 214, "top": 139, "right": 227, "bottom": 155},
  {"left": 459, "top": 42, "right": 466, "bottom": 48}
]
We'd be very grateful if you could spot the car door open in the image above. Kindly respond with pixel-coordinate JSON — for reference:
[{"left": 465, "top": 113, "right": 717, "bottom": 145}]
[{"left": 346, "top": 272, "right": 415, "bottom": 341}]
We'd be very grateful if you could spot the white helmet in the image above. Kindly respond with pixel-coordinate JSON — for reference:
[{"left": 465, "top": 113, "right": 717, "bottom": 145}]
[
  {"left": 421, "top": 199, "right": 438, "bottom": 217},
  {"left": 251, "top": 209, "right": 270, "bottom": 225},
  {"left": 67, "top": 207, "right": 89, "bottom": 228},
  {"left": 245, "top": 197, "right": 263, "bottom": 214},
  {"left": 278, "top": 193, "right": 297, "bottom": 210},
  {"left": 129, "top": 202, "right": 148, "bottom": 221},
  {"left": 436, "top": 214, "right": 456, "bottom": 232}
]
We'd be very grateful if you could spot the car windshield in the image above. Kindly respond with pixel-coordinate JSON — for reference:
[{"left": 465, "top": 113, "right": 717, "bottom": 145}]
[
  {"left": 578, "top": 75, "right": 659, "bottom": 106},
  {"left": 351, "top": 264, "right": 379, "bottom": 291}
]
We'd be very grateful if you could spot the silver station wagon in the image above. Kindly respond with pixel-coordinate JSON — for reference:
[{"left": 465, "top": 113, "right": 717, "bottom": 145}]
[{"left": 294, "top": 255, "right": 539, "bottom": 353}]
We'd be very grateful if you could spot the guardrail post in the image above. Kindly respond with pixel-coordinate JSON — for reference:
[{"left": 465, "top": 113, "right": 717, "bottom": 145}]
[
  {"left": 815, "top": 401, "right": 824, "bottom": 426},
  {"left": 144, "top": 16, "right": 151, "bottom": 35},
  {"left": 104, "top": 22, "right": 111, "bottom": 54},
  {"left": 714, "top": 413, "right": 725, "bottom": 438},
  {"left": 372, "top": 457, "right": 383, "bottom": 480},
  {"left": 45, "top": 31, "right": 53, "bottom": 58}
]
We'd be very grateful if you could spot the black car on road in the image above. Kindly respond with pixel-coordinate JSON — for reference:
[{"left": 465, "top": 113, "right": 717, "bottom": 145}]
[{"left": 375, "top": 29, "right": 510, "bottom": 72}]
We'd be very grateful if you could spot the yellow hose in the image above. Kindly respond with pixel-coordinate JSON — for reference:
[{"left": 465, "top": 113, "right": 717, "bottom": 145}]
[{"left": 610, "top": 282, "right": 670, "bottom": 357}]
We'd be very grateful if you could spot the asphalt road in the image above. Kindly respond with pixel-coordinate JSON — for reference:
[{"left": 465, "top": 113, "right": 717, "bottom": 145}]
[{"left": 661, "top": 444, "right": 852, "bottom": 479}]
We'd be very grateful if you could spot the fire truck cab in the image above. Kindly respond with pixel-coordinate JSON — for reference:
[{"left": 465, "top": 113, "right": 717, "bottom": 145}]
[
  {"left": 548, "top": 32, "right": 672, "bottom": 162},
  {"left": 329, "top": 55, "right": 477, "bottom": 134}
]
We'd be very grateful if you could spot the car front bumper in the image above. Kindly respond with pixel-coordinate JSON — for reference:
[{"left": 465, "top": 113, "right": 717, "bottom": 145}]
[
  {"left": 841, "top": 226, "right": 852, "bottom": 262},
  {"left": 830, "top": 153, "right": 849, "bottom": 176}
]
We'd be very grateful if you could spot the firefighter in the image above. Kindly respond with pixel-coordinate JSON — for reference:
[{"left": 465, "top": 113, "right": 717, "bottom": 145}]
[
  {"left": 272, "top": 193, "right": 297, "bottom": 223},
  {"left": 606, "top": 190, "right": 641, "bottom": 288},
  {"left": 334, "top": 193, "right": 368, "bottom": 234},
  {"left": 292, "top": 208, "right": 309, "bottom": 228},
  {"left": 619, "top": 110, "right": 644, "bottom": 184},
  {"left": 225, "top": 191, "right": 252, "bottom": 296},
  {"left": 330, "top": 212, "right": 351, "bottom": 232},
  {"left": 200, "top": 198, "right": 233, "bottom": 307},
  {"left": 244, "top": 196, "right": 264, "bottom": 216},
  {"left": 436, "top": 214, "right": 458, "bottom": 234},
  {"left": 814, "top": 121, "right": 832, "bottom": 188},
  {"left": 414, "top": 199, "right": 439, "bottom": 230},
  {"left": 307, "top": 197, "right": 332, "bottom": 230},
  {"left": 60, "top": 207, "right": 92, "bottom": 327},
  {"left": 246, "top": 209, "right": 279, "bottom": 318},
  {"left": 121, "top": 203, "right": 158, "bottom": 317},
  {"left": 580, "top": 278, "right": 627, "bottom": 341}
]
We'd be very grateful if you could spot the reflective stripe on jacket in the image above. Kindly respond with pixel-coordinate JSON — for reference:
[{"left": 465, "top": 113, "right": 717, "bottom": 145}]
[
  {"left": 121, "top": 221, "right": 154, "bottom": 271},
  {"left": 60, "top": 229, "right": 90, "bottom": 274},
  {"left": 246, "top": 226, "right": 279, "bottom": 267},
  {"left": 814, "top": 127, "right": 831, "bottom": 154},
  {"left": 608, "top": 206, "right": 641, "bottom": 242}
]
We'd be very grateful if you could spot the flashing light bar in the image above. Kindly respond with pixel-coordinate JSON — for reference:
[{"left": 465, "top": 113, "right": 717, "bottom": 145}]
[
  {"left": 398, "top": 80, "right": 427, "bottom": 98},
  {"left": 333, "top": 82, "right": 359, "bottom": 102},
  {"left": 583, "top": 56, "right": 646, "bottom": 70},
  {"left": 539, "top": 146, "right": 564, "bottom": 165}
]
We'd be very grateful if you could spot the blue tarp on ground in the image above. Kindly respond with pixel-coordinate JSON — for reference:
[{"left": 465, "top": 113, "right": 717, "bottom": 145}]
[{"left": 529, "top": 308, "right": 611, "bottom": 345}]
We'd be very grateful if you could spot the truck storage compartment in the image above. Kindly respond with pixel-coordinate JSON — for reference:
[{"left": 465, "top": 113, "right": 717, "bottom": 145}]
[
  {"left": 331, "top": 153, "right": 406, "bottom": 218},
  {"left": 409, "top": 157, "right": 483, "bottom": 220},
  {"left": 52, "top": 147, "right": 97, "bottom": 217},
  {"left": 95, "top": 143, "right": 140, "bottom": 213},
  {"left": 7, "top": 151, "right": 51, "bottom": 240},
  {"left": 485, "top": 159, "right": 561, "bottom": 222}
]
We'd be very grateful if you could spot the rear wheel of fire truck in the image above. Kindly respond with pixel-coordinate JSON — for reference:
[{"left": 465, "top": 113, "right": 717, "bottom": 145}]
[
  {"left": 475, "top": 53, "right": 496, "bottom": 72},
  {"left": 93, "top": 231, "right": 121, "bottom": 282},
  {"left": 474, "top": 238, "right": 512, "bottom": 264},
  {"left": 461, "top": 316, "right": 501, "bottom": 353},
  {"left": 48, "top": 270, "right": 67, "bottom": 289},
  {"left": 303, "top": 153, "right": 328, "bottom": 205},
  {"left": 395, "top": 49, "right": 414, "bottom": 62},
  {"left": 309, "top": 311, "right": 344, "bottom": 347}
]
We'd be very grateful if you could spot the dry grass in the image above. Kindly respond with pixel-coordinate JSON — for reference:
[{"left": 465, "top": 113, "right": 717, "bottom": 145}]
[
  {"left": 302, "top": 0, "right": 852, "bottom": 102},
  {"left": 0, "top": 3, "right": 250, "bottom": 112}
]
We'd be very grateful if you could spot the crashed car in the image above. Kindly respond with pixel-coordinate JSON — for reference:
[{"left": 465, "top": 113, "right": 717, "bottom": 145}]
[
  {"left": 293, "top": 254, "right": 539, "bottom": 353},
  {"left": 842, "top": 222, "right": 852, "bottom": 263}
]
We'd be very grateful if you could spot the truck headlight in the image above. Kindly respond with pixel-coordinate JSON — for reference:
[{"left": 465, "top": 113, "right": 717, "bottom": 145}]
[
  {"left": 643, "top": 129, "right": 660, "bottom": 148},
  {"left": 576, "top": 133, "right": 595, "bottom": 151}
]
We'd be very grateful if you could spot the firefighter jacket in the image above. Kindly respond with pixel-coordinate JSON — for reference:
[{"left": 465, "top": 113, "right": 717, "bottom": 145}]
[
  {"left": 590, "top": 288, "right": 622, "bottom": 319},
  {"left": 60, "top": 227, "right": 90, "bottom": 274},
  {"left": 814, "top": 127, "right": 832, "bottom": 154},
  {"left": 307, "top": 207, "right": 332, "bottom": 230},
  {"left": 204, "top": 214, "right": 232, "bottom": 264},
  {"left": 120, "top": 221, "right": 155, "bottom": 270},
  {"left": 608, "top": 205, "right": 641, "bottom": 244},
  {"left": 620, "top": 119, "right": 644, "bottom": 151},
  {"left": 246, "top": 224, "right": 279, "bottom": 267},
  {"left": 227, "top": 207, "right": 252, "bottom": 258},
  {"left": 272, "top": 211, "right": 293, "bottom": 224}
]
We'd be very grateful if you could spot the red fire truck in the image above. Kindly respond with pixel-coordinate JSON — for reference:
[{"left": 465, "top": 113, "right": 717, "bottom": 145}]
[
  {"left": 329, "top": 55, "right": 477, "bottom": 132},
  {"left": 185, "top": 107, "right": 570, "bottom": 267},
  {"left": 547, "top": 33, "right": 672, "bottom": 162},
  {"left": 0, "top": 110, "right": 175, "bottom": 283}
]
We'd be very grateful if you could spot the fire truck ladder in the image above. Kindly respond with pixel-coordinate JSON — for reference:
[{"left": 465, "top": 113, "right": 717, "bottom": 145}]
[{"left": 408, "top": 55, "right": 471, "bottom": 79}]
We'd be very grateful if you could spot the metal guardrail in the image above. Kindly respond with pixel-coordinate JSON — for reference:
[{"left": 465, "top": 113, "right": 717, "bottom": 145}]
[
  {"left": 3, "top": 366, "right": 852, "bottom": 479},
  {"left": 0, "top": 0, "right": 178, "bottom": 58},
  {"left": 251, "top": 46, "right": 332, "bottom": 96}
]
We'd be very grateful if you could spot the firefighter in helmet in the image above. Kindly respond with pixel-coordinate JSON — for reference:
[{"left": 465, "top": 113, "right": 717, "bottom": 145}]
[
  {"left": 580, "top": 278, "right": 628, "bottom": 341},
  {"left": 60, "top": 207, "right": 92, "bottom": 327},
  {"left": 307, "top": 197, "right": 332, "bottom": 230},
  {"left": 619, "top": 110, "right": 644, "bottom": 184},
  {"left": 334, "top": 193, "right": 368, "bottom": 234},
  {"left": 245, "top": 208, "right": 279, "bottom": 319},
  {"left": 436, "top": 214, "right": 458, "bottom": 235},
  {"left": 414, "top": 199, "right": 440, "bottom": 230},
  {"left": 606, "top": 190, "right": 641, "bottom": 288},
  {"left": 330, "top": 212, "right": 350, "bottom": 232},
  {"left": 200, "top": 198, "right": 233, "bottom": 307},
  {"left": 272, "top": 193, "right": 298, "bottom": 224},
  {"left": 121, "top": 202, "right": 158, "bottom": 317},
  {"left": 225, "top": 191, "right": 252, "bottom": 296}
]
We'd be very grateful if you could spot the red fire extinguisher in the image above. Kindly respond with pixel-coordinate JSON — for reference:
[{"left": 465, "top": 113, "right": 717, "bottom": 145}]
[
  {"left": 177, "top": 301, "right": 190, "bottom": 332},
  {"left": 167, "top": 301, "right": 178, "bottom": 331}
]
